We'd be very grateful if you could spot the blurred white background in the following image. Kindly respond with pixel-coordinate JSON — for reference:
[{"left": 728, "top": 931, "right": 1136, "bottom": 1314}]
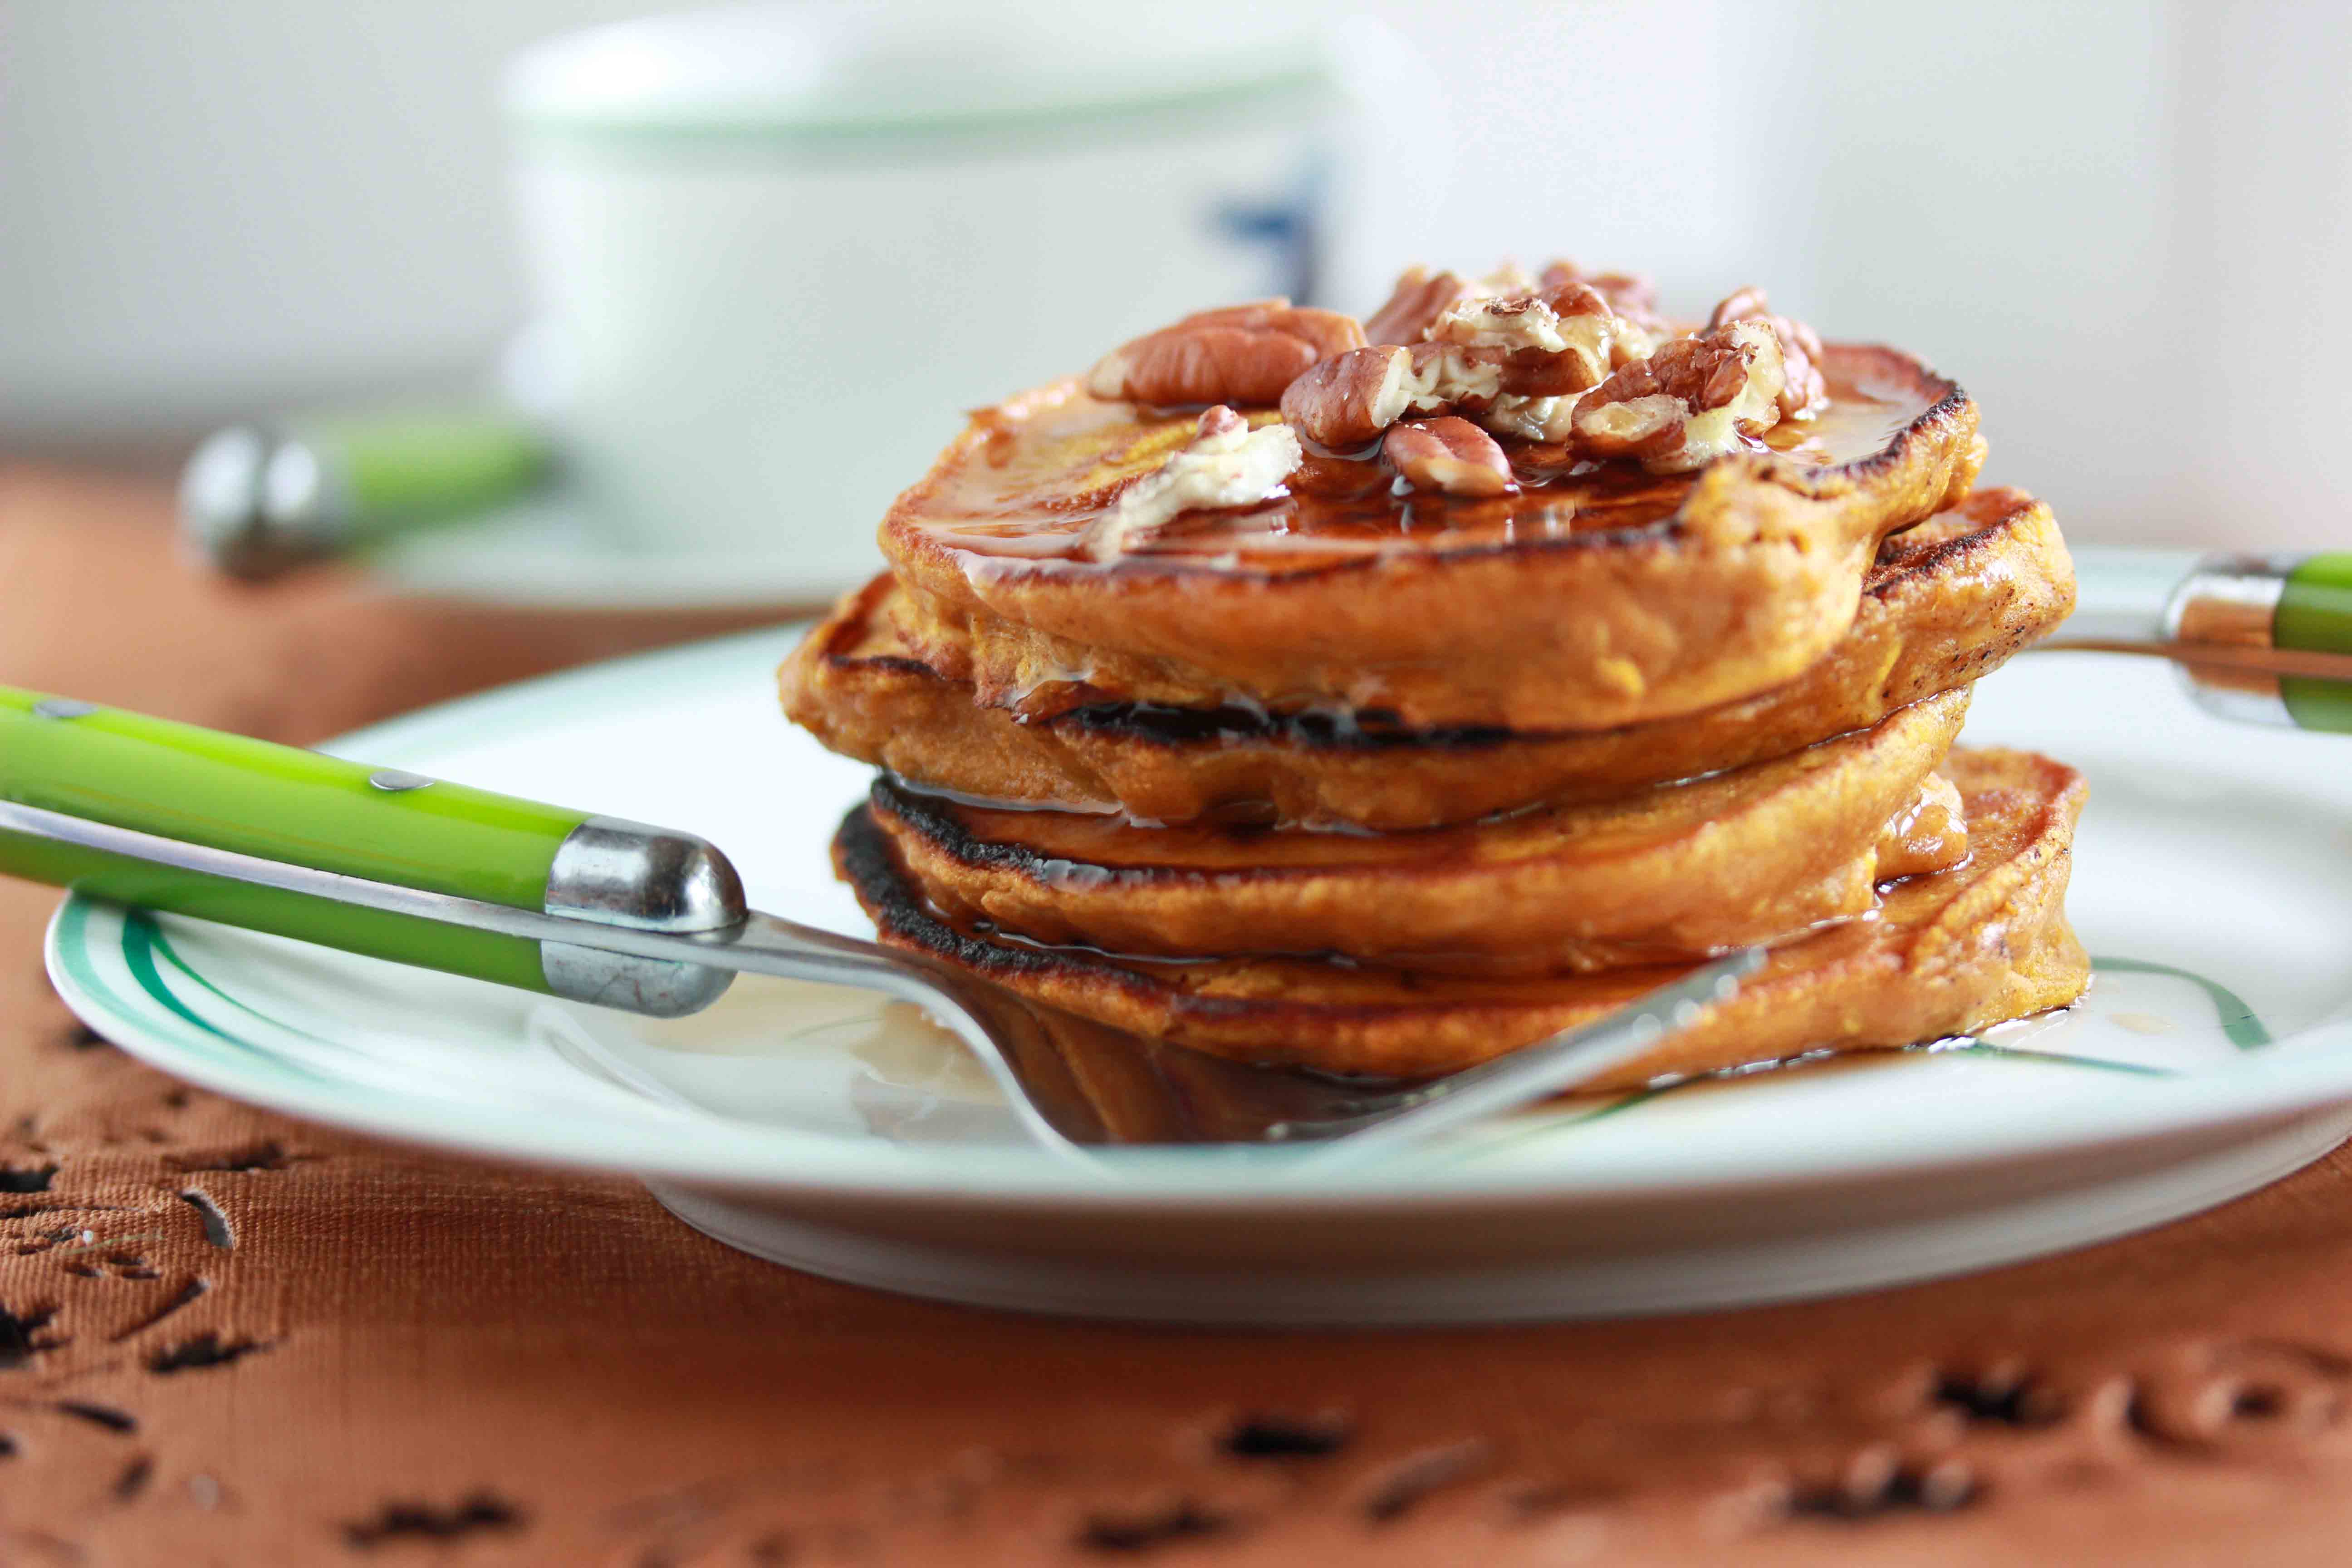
[{"left": 4, "top": 0, "right": 2347, "bottom": 546}]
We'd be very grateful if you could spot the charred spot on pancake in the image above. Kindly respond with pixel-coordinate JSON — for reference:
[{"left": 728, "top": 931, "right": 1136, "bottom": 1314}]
[
  {"left": 1054, "top": 701, "right": 1514, "bottom": 755},
  {"left": 870, "top": 777, "right": 1053, "bottom": 877},
  {"left": 835, "top": 805, "right": 1077, "bottom": 983},
  {"left": 833, "top": 804, "right": 1229, "bottom": 1018},
  {"left": 833, "top": 752, "right": 2087, "bottom": 1083}
]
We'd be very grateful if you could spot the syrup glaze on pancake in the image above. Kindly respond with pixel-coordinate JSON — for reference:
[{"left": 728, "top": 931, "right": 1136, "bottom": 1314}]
[
  {"left": 878, "top": 343, "right": 1981, "bottom": 731},
  {"left": 862, "top": 691, "right": 1969, "bottom": 977},
  {"left": 834, "top": 748, "right": 2089, "bottom": 1086},
  {"left": 781, "top": 486, "right": 2073, "bottom": 828},
  {"left": 896, "top": 346, "right": 1958, "bottom": 580}
]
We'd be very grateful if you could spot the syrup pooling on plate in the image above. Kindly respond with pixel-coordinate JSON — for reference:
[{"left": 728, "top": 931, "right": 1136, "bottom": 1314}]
[{"left": 905, "top": 346, "right": 1950, "bottom": 583}]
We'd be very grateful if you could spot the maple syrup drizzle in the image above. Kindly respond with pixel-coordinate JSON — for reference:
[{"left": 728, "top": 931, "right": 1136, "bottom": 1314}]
[{"left": 900, "top": 348, "right": 1951, "bottom": 584}]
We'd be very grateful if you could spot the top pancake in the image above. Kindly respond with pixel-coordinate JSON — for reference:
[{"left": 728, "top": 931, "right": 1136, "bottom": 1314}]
[
  {"left": 880, "top": 343, "right": 1980, "bottom": 730},
  {"left": 787, "top": 485, "right": 2074, "bottom": 829}
]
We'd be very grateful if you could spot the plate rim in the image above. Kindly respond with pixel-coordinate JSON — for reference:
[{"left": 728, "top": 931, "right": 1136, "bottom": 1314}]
[{"left": 45, "top": 891, "right": 2352, "bottom": 1212}]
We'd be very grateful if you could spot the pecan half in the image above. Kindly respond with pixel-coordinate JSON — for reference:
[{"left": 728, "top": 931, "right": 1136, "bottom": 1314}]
[
  {"left": 1539, "top": 260, "right": 1662, "bottom": 325},
  {"left": 1382, "top": 417, "right": 1517, "bottom": 497},
  {"left": 1280, "top": 343, "right": 1504, "bottom": 448},
  {"left": 1363, "top": 267, "right": 1472, "bottom": 346},
  {"left": 1570, "top": 320, "right": 1791, "bottom": 473},
  {"left": 1431, "top": 280, "right": 1622, "bottom": 397},
  {"left": 1705, "top": 288, "right": 1828, "bottom": 419},
  {"left": 1091, "top": 405, "right": 1302, "bottom": 557},
  {"left": 1283, "top": 347, "right": 1412, "bottom": 448},
  {"left": 1088, "top": 302, "right": 1367, "bottom": 408}
]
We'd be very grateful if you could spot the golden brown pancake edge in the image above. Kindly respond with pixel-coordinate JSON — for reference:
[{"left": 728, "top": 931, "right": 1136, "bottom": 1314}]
[
  {"left": 782, "top": 485, "right": 2073, "bottom": 828},
  {"left": 832, "top": 747, "right": 2089, "bottom": 1086},
  {"left": 877, "top": 344, "right": 1981, "bottom": 730},
  {"left": 862, "top": 690, "right": 1970, "bottom": 976}
]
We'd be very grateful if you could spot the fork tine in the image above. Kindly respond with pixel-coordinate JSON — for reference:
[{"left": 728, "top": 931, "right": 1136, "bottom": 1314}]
[{"left": 1286, "top": 947, "right": 1768, "bottom": 1164}]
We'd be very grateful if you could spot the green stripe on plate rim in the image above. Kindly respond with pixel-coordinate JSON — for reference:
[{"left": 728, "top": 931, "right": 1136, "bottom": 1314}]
[
  {"left": 52, "top": 857, "right": 2276, "bottom": 1164},
  {"left": 2089, "top": 956, "right": 2273, "bottom": 1049},
  {"left": 54, "top": 899, "right": 340, "bottom": 1087}
]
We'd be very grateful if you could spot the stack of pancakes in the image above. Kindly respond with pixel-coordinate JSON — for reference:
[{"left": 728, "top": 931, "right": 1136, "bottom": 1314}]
[{"left": 784, "top": 266, "right": 2087, "bottom": 1090}]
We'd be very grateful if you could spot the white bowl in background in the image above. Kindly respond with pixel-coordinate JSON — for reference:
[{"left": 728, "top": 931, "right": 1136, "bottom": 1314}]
[{"left": 502, "top": 2, "right": 1420, "bottom": 582}]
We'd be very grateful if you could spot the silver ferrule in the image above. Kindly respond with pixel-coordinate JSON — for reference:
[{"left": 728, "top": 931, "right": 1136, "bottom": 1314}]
[
  {"left": 178, "top": 426, "right": 355, "bottom": 580},
  {"left": 539, "top": 815, "right": 747, "bottom": 1017},
  {"left": 2163, "top": 554, "right": 2296, "bottom": 649},
  {"left": 2163, "top": 553, "right": 2299, "bottom": 727},
  {"left": 544, "top": 815, "right": 745, "bottom": 932}
]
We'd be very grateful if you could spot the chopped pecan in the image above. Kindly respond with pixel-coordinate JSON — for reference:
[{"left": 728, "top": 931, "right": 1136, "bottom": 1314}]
[
  {"left": 1280, "top": 343, "right": 1504, "bottom": 448},
  {"left": 1362, "top": 261, "right": 1573, "bottom": 347},
  {"left": 1283, "top": 347, "right": 1413, "bottom": 447},
  {"left": 1363, "top": 267, "right": 1472, "bottom": 346},
  {"left": 1705, "top": 288, "right": 1828, "bottom": 419},
  {"left": 1431, "top": 280, "right": 1622, "bottom": 397},
  {"left": 1473, "top": 261, "right": 1540, "bottom": 296},
  {"left": 1092, "top": 405, "right": 1301, "bottom": 556},
  {"left": 1479, "top": 392, "right": 1583, "bottom": 445},
  {"left": 1382, "top": 417, "right": 1517, "bottom": 497},
  {"left": 1570, "top": 320, "right": 1792, "bottom": 473},
  {"left": 1539, "top": 260, "right": 1661, "bottom": 325},
  {"left": 1087, "top": 301, "right": 1367, "bottom": 407}
]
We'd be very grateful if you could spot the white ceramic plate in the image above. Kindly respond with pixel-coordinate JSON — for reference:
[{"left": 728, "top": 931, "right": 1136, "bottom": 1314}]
[{"left": 45, "top": 595, "right": 2352, "bottom": 1323}]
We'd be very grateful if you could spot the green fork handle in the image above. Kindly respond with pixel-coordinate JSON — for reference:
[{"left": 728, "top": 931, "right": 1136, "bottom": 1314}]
[
  {"left": 2274, "top": 555, "right": 2352, "bottom": 733},
  {"left": 0, "top": 687, "right": 735, "bottom": 1002}
]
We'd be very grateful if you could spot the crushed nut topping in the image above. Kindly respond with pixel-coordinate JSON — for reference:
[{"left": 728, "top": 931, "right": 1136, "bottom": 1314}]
[
  {"left": 1280, "top": 342, "right": 1507, "bottom": 449},
  {"left": 1087, "top": 301, "right": 1366, "bottom": 408},
  {"left": 1430, "top": 280, "right": 1628, "bottom": 398},
  {"left": 1705, "top": 287, "right": 1828, "bottom": 420},
  {"left": 1293, "top": 268, "right": 1663, "bottom": 449},
  {"left": 1092, "top": 405, "right": 1302, "bottom": 556},
  {"left": 1382, "top": 417, "right": 1517, "bottom": 497},
  {"left": 1478, "top": 392, "right": 1583, "bottom": 445},
  {"left": 1570, "top": 319, "right": 1793, "bottom": 473},
  {"left": 1200, "top": 268, "right": 1833, "bottom": 478},
  {"left": 1363, "top": 267, "right": 1471, "bottom": 346},
  {"left": 1539, "top": 261, "right": 1664, "bottom": 332}
]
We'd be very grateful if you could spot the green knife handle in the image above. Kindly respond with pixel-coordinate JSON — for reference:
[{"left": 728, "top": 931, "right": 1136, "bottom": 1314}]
[
  {"left": 0, "top": 686, "right": 587, "bottom": 898},
  {"left": 0, "top": 687, "right": 740, "bottom": 1009},
  {"left": 2275, "top": 555, "right": 2352, "bottom": 733},
  {"left": 8, "top": 830, "right": 553, "bottom": 992}
]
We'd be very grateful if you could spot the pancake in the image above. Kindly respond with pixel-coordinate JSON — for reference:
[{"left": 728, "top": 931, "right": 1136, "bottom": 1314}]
[
  {"left": 784, "top": 485, "right": 2071, "bottom": 829},
  {"left": 834, "top": 747, "right": 2088, "bottom": 1086},
  {"left": 862, "top": 690, "right": 1969, "bottom": 977},
  {"left": 877, "top": 343, "right": 1980, "bottom": 732}
]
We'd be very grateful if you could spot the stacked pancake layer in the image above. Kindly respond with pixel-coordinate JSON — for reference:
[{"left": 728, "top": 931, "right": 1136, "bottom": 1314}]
[{"left": 783, "top": 274, "right": 2090, "bottom": 1086}]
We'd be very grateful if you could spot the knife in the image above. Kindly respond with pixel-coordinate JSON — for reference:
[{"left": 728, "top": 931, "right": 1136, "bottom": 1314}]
[{"left": 2045, "top": 551, "right": 2352, "bottom": 732}]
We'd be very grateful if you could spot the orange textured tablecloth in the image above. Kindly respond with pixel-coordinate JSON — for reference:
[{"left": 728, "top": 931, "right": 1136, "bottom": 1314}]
[{"left": 6, "top": 464, "right": 2352, "bottom": 1567}]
